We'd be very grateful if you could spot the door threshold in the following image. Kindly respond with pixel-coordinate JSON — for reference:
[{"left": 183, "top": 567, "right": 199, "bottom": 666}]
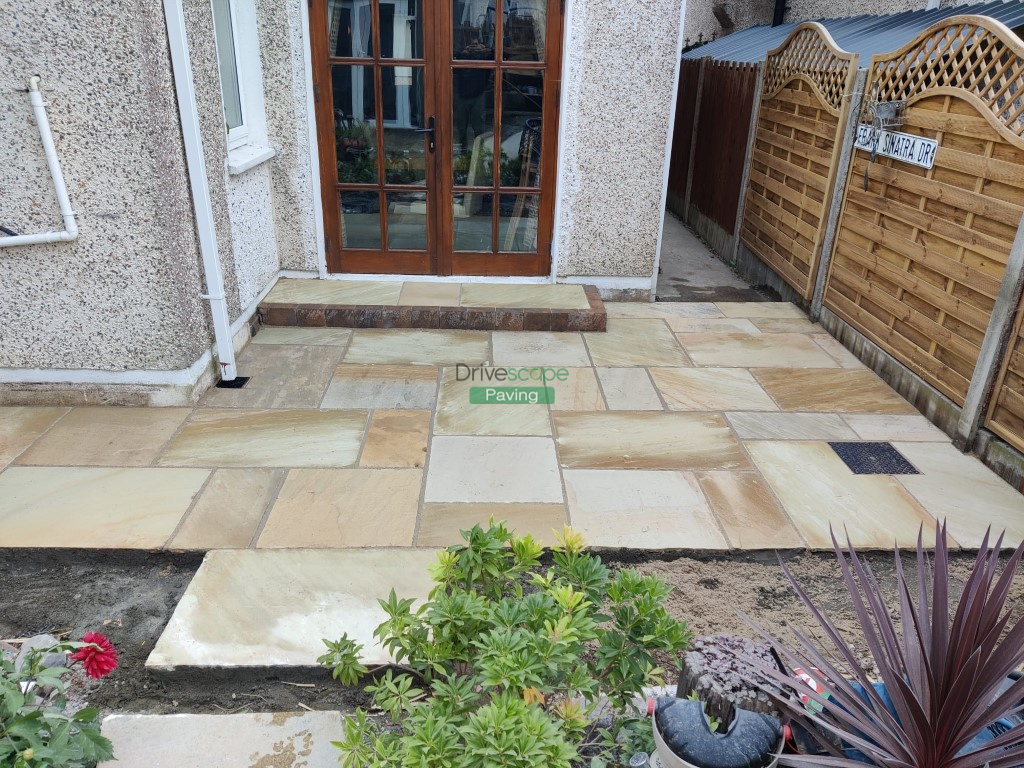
[
  {"left": 259, "top": 281, "right": 606, "bottom": 332},
  {"left": 316, "top": 273, "right": 554, "bottom": 284}
]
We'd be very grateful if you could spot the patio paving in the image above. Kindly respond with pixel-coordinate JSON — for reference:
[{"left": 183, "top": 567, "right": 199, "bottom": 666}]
[
  {"left": 1, "top": 300, "right": 1023, "bottom": 552},
  {"left": 100, "top": 711, "right": 343, "bottom": 767}
]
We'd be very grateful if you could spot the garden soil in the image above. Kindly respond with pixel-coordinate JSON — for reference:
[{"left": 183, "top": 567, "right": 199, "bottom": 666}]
[{"left": 0, "top": 548, "right": 1021, "bottom": 717}]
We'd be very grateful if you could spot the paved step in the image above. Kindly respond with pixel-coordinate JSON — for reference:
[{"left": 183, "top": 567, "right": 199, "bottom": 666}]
[
  {"left": 258, "top": 279, "right": 607, "bottom": 331},
  {"left": 100, "top": 711, "right": 341, "bottom": 767},
  {"left": 147, "top": 549, "right": 436, "bottom": 670}
]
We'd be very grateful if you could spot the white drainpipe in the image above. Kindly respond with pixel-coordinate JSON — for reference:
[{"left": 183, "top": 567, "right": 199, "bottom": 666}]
[
  {"left": 0, "top": 77, "right": 79, "bottom": 248},
  {"left": 163, "top": 0, "right": 237, "bottom": 381}
]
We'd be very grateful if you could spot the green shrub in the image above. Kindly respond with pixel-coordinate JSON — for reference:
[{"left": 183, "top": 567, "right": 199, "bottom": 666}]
[
  {"left": 1, "top": 638, "right": 116, "bottom": 768},
  {"left": 320, "top": 522, "right": 691, "bottom": 767}
]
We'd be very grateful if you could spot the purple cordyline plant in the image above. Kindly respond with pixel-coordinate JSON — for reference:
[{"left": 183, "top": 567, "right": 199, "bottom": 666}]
[{"left": 746, "top": 522, "right": 1024, "bottom": 768}]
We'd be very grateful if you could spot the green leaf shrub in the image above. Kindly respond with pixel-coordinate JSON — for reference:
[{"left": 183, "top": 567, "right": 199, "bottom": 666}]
[
  {"left": 319, "top": 521, "right": 692, "bottom": 767},
  {"left": 1, "top": 642, "right": 114, "bottom": 768}
]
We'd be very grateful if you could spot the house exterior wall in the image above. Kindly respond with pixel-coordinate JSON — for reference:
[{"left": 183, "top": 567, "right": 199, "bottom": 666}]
[
  {"left": 256, "top": 0, "right": 321, "bottom": 274},
  {"left": 0, "top": 0, "right": 211, "bottom": 375},
  {"left": 683, "top": 1, "right": 773, "bottom": 49},
  {"left": 554, "top": 0, "right": 688, "bottom": 291}
]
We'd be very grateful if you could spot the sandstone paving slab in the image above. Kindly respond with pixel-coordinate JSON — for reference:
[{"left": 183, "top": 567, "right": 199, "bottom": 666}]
[
  {"left": 650, "top": 367, "right": 778, "bottom": 411},
  {"left": 0, "top": 467, "right": 208, "bottom": 548},
  {"left": 258, "top": 469, "right": 421, "bottom": 548},
  {"left": 563, "top": 469, "right": 727, "bottom": 549},
  {"left": 343, "top": 329, "right": 490, "bottom": 366},
  {"left": 595, "top": 368, "right": 664, "bottom": 410},
  {"left": 99, "top": 711, "right": 343, "bottom": 768},
  {"left": 169, "top": 469, "right": 283, "bottom": 550},
  {"left": 147, "top": 549, "right": 437, "bottom": 668},
  {"left": 547, "top": 367, "right": 606, "bottom": 411},
  {"left": 584, "top": 320, "right": 691, "bottom": 367},
  {"left": 417, "top": 503, "right": 568, "bottom": 546},
  {"left": 16, "top": 407, "right": 190, "bottom": 467},
  {"left": 894, "top": 442, "right": 1024, "bottom": 548},
  {"left": 251, "top": 327, "right": 353, "bottom": 346},
  {"left": 491, "top": 331, "right": 591, "bottom": 367},
  {"left": 267, "top": 278, "right": 402, "bottom": 305},
  {"left": 697, "top": 471, "right": 805, "bottom": 549},
  {"left": 460, "top": 283, "right": 589, "bottom": 309},
  {"left": 424, "top": 436, "right": 563, "bottom": 503},
  {"left": 667, "top": 317, "right": 760, "bottom": 334},
  {"left": 725, "top": 412, "right": 858, "bottom": 441},
  {"left": 0, "top": 407, "right": 69, "bottom": 469},
  {"left": 745, "top": 441, "right": 938, "bottom": 549},
  {"left": 554, "top": 412, "right": 750, "bottom": 470},
  {"left": 715, "top": 302, "right": 806, "bottom": 318},
  {"left": 604, "top": 302, "right": 722, "bottom": 319},
  {"left": 841, "top": 414, "right": 948, "bottom": 442},
  {"left": 360, "top": 409, "right": 430, "bottom": 468},
  {"left": 158, "top": 409, "right": 367, "bottom": 468},
  {"left": 434, "top": 367, "right": 551, "bottom": 436},
  {"left": 679, "top": 333, "right": 839, "bottom": 368},
  {"left": 321, "top": 364, "right": 439, "bottom": 409},
  {"left": 811, "top": 335, "right": 866, "bottom": 369},
  {"left": 753, "top": 369, "right": 918, "bottom": 413},
  {"left": 200, "top": 344, "right": 343, "bottom": 409},
  {"left": 399, "top": 281, "right": 461, "bottom": 306}
]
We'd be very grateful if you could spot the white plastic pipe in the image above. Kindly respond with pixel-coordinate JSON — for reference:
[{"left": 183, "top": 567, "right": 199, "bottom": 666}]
[
  {"left": 0, "top": 77, "right": 79, "bottom": 248},
  {"left": 163, "top": 0, "right": 237, "bottom": 381}
]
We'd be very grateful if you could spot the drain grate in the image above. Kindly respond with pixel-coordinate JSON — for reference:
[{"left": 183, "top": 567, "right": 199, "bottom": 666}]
[
  {"left": 216, "top": 376, "right": 251, "bottom": 389},
  {"left": 829, "top": 441, "right": 919, "bottom": 475}
]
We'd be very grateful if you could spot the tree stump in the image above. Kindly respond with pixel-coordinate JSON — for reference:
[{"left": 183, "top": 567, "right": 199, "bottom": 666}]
[{"left": 674, "top": 634, "right": 780, "bottom": 725}]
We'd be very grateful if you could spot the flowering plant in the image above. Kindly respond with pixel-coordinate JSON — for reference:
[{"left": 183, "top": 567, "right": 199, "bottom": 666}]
[{"left": 1, "top": 633, "right": 118, "bottom": 767}]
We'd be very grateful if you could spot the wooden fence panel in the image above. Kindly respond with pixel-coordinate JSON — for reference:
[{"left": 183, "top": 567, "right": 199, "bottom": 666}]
[
  {"left": 689, "top": 61, "right": 760, "bottom": 233},
  {"left": 666, "top": 60, "right": 704, "bottom": 219},
  {"left": 740, "top": 23, "right": 858, "bottom": 299},
  {"left": 823, "top": 16, "right": 1024, "bottom": 413}
]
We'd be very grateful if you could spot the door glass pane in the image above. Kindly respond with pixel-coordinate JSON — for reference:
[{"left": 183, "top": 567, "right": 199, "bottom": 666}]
[
  {"left": 454, "top": 193, "right": 493, "bottom": 251},
  {"left": 333, "top": 65, "right": 378, "bottom": 183},
  {"left": 504, "top": 0, "right": 546, "bottom": 61},
  {"left": 381, "top": 67, "right": 427, "bottom": 184},
  {"left": 453, "top": 0, "right": 496, "bottom": 59},
  {"left": 498, "top": 193, "right": 539, "bottom": 252},
  {"left": 387, "top": 192, "right": 428, "bottom": 250},
  {"left": 500, "top": 70, "right": 543, "bottom": 187},
  {"left": 327, "top": 0, "right": 373, "bottom": 57},
  {"left": 340, "top": 192, "right": 382, "bottom": 248},
  {"left": 452, "top": 70, "right": 494, "bottom": 185},
  {"left": 379, "top": 0, "right": 424, "bottom": 59}
]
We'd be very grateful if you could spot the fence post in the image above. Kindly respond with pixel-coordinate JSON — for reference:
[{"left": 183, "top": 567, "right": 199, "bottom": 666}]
[
  {"left": 682, "top": 57, "right": 709, "bottom": 218},
  {"left": 728, "top": 62, "right": 764, "bottom": 266},
  {"left": 809, "top": 68, "right": 867, "bottom": 322},
  {"left": 955, "top": 212, "right": 1024, "bottom": 451}
]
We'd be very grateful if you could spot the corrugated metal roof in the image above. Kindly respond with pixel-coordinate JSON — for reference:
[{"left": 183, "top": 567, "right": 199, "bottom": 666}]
[{"left": 681, "top": 1, "right": 1024, "bottom": 62}]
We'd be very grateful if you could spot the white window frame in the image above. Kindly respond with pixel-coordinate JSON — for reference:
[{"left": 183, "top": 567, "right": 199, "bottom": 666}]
[{"left": 211, "top": 0, "right": 276, "bottom": 172}]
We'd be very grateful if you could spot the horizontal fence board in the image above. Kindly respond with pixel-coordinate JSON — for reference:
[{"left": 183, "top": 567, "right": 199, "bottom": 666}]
[
  {"left": 840, "top": 211, "right": 1003, "bottom": 299},
  {"left": 827, "top": 23, "right": 1024, "bottom": 417}
]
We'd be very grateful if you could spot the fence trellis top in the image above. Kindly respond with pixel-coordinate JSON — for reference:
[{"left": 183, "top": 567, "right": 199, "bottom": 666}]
[
  {"left": 867, "top": 14, "right": 1024, "bottom": 149},
  {"left": 762, "top": 22, "right": 859, "bottom": 116}
]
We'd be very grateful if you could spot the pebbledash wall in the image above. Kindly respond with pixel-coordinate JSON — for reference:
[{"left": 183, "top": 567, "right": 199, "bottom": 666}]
[
  {"left": 0, "top": 0, "right": 688, "bottom": 404},
  {"left": 0, "top": 0, "right": 317, "bottom": 404}
]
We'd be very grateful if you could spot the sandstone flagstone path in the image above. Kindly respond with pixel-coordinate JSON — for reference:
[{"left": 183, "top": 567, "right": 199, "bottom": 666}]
[{"left": 1, "top": 301, "right": 1023, "bottom": 552}]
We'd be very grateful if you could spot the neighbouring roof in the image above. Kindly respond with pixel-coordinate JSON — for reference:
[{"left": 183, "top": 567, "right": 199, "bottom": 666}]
[{"left": 681, "top": 0, "right": 1024, "bottom": 62}]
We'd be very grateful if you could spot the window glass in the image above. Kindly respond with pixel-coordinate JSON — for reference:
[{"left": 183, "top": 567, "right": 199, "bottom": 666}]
[{"left": 211, "top": 0, "right": 244, "bottom": 131}]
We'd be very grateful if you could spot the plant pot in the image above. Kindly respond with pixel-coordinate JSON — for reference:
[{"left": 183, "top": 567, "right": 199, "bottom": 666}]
[{"left": 653, "top": 697, "right": 782, "bottom": 768}]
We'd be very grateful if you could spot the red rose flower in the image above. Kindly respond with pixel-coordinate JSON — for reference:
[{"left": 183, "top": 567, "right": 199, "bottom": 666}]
[{"left": 70, "top": 632, "right": 119, "bottom": 679}]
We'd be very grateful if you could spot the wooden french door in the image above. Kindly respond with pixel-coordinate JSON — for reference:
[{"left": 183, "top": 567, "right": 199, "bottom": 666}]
[{"left": 311, "top": 0, "right": 563, "bottom": 275}]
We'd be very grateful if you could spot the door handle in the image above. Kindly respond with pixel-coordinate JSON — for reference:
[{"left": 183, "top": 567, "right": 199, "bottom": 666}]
[{"left": 415, "top": 115, "right": 435, "bottom": 153}]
